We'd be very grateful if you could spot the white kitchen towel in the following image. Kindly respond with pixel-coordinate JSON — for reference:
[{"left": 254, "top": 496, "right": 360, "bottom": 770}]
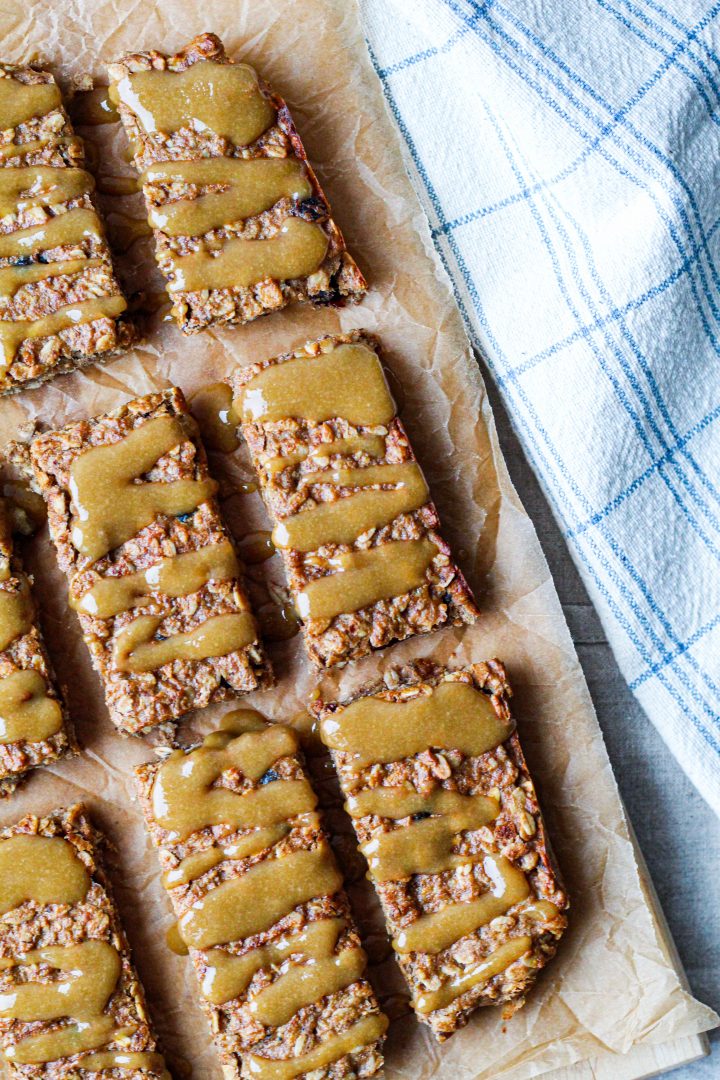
[{"left": 359, "top": 0, "right": 720, "bottom": 814}]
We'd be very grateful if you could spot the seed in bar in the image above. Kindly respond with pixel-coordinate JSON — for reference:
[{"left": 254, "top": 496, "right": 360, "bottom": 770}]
[
  {"left": 0, "top": 64, "right": 131, "bottom": 394},
  {"left": 0, "top": 804, "right": 169, "bottom": 1076},
  {"left": 229, "top": 330, "right": 479, "bottom": 668},
  {"left": 0, "top": 496, "right": 74, "bottom": 794},
  {"left": 135, "top": 708, "right": 387, "bottom": 1079},
  {"left": 107, "top": 32, "right": 366, "bottom": 335},
  {"left": 28, "top": 387, "right": 270, "bottom": 736},
  {"left": 313, "top": 661, "right": 568, "bottom": 1040}
]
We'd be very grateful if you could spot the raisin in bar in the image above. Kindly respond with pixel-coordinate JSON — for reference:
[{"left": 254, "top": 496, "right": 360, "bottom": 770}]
[
  {"left": 107, "top": 32, "right": 366, "bottom": 335},
  {"left": 135, "top": 709, "right": 387, "bottom": 1078},
  {"left": 0, "top": 64, "right": 131, "bottom": 394},
  {"left": 0, "top": 804, "right": 169, "bottom": 1076},
  {"left": 229, "top": 331, "right": 479, "bottom": 668},
  {"left": 29, "top": 387, "right": 270, "bottom": 736},
  {"left": 313, "top": 661, "right": 568, "bottom": 1040},
  {"left": 0, "top": 495, "right": 74, "bottom": 794}
]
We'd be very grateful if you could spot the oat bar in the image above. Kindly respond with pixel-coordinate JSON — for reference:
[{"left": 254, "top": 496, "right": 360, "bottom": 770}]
[
  {"left": 313, "top": 661, "right": 568, "bottom": 1040},
  {"left": 28, "top": 387, "right": 270, "bottom": 736},
  {"left": 0, "top": 64, "right": 131, "bottom": 394},
  {"left": 0, "top": 496, "right": 74, "bottom": 795},
  {"left": 229, "top": 331, "right": 479, "bottom": 668},
  {"left": 0, "top": 804, "right": 169, "bottom": 1076},
  {"left": 135, "top": 710, "right": 387, "bottom": 1078},
  {"left": 107, "top": 32, "right": 366, "bottom": 335}
]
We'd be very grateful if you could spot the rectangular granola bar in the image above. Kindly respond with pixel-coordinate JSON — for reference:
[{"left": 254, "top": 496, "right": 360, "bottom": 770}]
[
  {"left": 135, "top": 710, "right": 387, "bottom": 1078},
  {"left": 0, "top": 64, "right": 131, "bottom": 394},
  {"left": 107, "top": 32, "right": 366, "bottom": 334},
  {"left": 0, "top": 804, "right": 169, "bottom": 1077},
  {"left": 229, "top": 331, "right": 479, "bottom": 668},
  {"left": 313, "top": 661, "right": 568, "bottom": 1040},
  {"left": 28, "top": 387, "right": 271, "bottom": 736},
  {"left": 0, "top": 496, "right": 74, "bottom": 795}
]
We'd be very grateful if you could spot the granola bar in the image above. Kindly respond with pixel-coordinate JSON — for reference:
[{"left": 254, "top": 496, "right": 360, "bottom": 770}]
[
  {"left": 28, "top": 387, "right": 270, "bottom": 737},
  {"left": 107, "top": 32, "right": 366, "bottom": 335},
  {"left": 0, "top": 64, "right": 132, "bottom": 394},
  {"left": 229, "top": 331, "right": 479, "bottom": 668},
  {"left": 135, "top": 710, "right": 387, "bottom": 1078},
  {"left": 0, "top": 496, "right": 74, "bottom": 795},
  {"left": 313, "top": 661, "right": 568, "bottom": 1040},
  {"left": 0, "top": 804, "right": 169, "bottom": 1077}
]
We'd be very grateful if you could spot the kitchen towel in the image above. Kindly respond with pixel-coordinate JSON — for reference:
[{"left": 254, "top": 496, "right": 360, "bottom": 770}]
[{"left": 359, "top": 0, "right": 720, "bottom": 815}]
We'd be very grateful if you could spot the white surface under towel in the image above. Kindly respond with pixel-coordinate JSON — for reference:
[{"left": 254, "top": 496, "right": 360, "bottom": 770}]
[{"left": 359, "top": 0, "right": 720, "bottom": 816}]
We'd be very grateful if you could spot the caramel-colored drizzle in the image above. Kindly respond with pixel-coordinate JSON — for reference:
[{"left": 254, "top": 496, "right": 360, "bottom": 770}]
[
  {"left": 0, "top": 669, "right": 63, "bottom": 745},
  {"left": 114, "top": 611, "right": 257, "bottom": 673},
  {"left": 80, "top": 1049, "right": 169, "bottom": 1075},
  {"left": 0, "top": 295, "right": 127, "bottom": 368},
  {"left": 355, "top": 788, "right": 501, "bottom": 881},
  {"left": 238, "top": 530, "right": 275, "bottom": 565},
  {"left": 69, "top": 414, "right": 217, "bottom": 560},
  {"left": 0, "top": 834, "right": 90, "bottom": 914},
  {"left": 272, "top": 462, "right": 429, "bottom": 552},
  {"left": 72, "top": 539, "right": 240, "bottom": 618},
  {"left": 0, "top": 576, "right": 32, "bottom": 651},
  {"left": 153, "top": 719, "right": 382, "bottom": 1068},
  {"left": 238, "top": 344, "right": 395, "bottom": 426},
  {"left": 0, "top": 257, "right": 102, "bottom": 299},
  {"left": 113, "top": 61, "right": 276, "bottom": 147},
  {"left": 190, "top": 383, "right": 240, "bottom": 453},
  {"left": 142, "top": 158, "right": 311, "bottom": 236},
  {"left": 0, "top": 163, "right": 121, "bottom": 368},
  {"left": 179, "top": 845, "right": 342, "bottom": 949},
  {"left": 202, "top": 918, "right": 365, "bottom": 1024},
  {"left": 239, "top": 343, "right": 439, "bottom": 621},
  {"left": 0, "top": 941, "right": 121, "bottom": 1023},
  {"left": 0, "top": 79, "right": 61, "bottom": 129},
  {"left": 0, "top": 833, "right": 167, "bottom": 1067},
  {"left": 97, "top": 175, "right": 138, "bottom": 196},
  {"left": 167, "top": 218, "right": 328, "bottom": 293},
  {"left": 69, "top": 87, "right": 119, "bottom": 127},
  {"left": 297, "top": 538, "right": 437, "bottom": 622},
  {"left": 80, "top": 1051, "right": 169, "bottom": 1076},
  {"left": 321, "top": 680, "right": 514, "bottom": 770},
  {"left": 0, "top": 165, "right": 94, "bottom": 217},
  {"left": 321, "top": 681, "right": 557, "bottom": 1013},
  {"left": 245, "top": 1014, "right": 388, "bottom": 1080},
  {"left": 0, "top": 207, "right": 102, "bottom": 258},
  {"left": 151, "top": 723, "right": 313, "bottom": 842}
]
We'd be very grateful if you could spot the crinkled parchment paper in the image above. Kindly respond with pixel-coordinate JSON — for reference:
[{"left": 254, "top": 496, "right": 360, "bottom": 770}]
[{"left": 0, "top": 1, "right": 715, "bottom": 1078}]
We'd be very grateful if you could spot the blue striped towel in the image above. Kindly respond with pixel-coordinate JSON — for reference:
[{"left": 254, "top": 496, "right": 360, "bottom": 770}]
[{"left": 359, "top": 0, "right": 720, "bottom": 815}]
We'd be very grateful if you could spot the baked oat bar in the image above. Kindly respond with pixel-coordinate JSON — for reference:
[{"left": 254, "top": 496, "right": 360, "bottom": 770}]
[
  {"left": 107, "top": 32, "right": 366, "bottom": 335},
  {"left": 0, "top": 64, "right": 132, "bottom": 394},
  {"left": 313, "top": 661, "right": 568, "bottom": 1040},
  {"left": 229, "top": 330, "right": 479, "bottom": 668},
  {"left": 135, "top": 709, "right": 387, "bottom": 1078},
  {"left": 28, "top": 387, "right": 270, "bottom": 737},
  {"left": 0, "top": 495, "right": 74, "bottom": 795},
  {"left": 0, "top": 804, "right": 169, "bottom": 1077}
]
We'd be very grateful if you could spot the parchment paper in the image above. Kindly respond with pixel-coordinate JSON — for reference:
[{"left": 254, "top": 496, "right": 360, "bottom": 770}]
[{"left": 0, "top": 2, "right": 715, "bottom": 1078}]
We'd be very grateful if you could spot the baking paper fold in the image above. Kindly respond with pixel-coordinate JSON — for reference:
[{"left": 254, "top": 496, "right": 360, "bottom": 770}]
[{"left": 0, "top": 1, "right": 715, "bottom": 1078}]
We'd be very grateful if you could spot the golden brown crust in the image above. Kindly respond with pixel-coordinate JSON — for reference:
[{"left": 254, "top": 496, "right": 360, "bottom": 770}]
[
  {"left": 0, "top": 64, "right": 132, "bottom": 395},
  {"left": 107, "top": 33, "right": 366, "bottom": 334},
  {"left": 313, "top": 660, "right": 568, "bottom": 1039},
  {"left": 28, "top": 388, "right": 271, "bottom": 736},
  {"left": 230, "top": 330, "right": 479, "bottom": 668},
  {"left": 0, "top": 804, "right": 166, "bottom": 1077},
  {"left": 0, "top": 505, "right": 75, "bottom": 794},
  {"left": 135, "top": 733, "right": 386, "bottom": 1079}
]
